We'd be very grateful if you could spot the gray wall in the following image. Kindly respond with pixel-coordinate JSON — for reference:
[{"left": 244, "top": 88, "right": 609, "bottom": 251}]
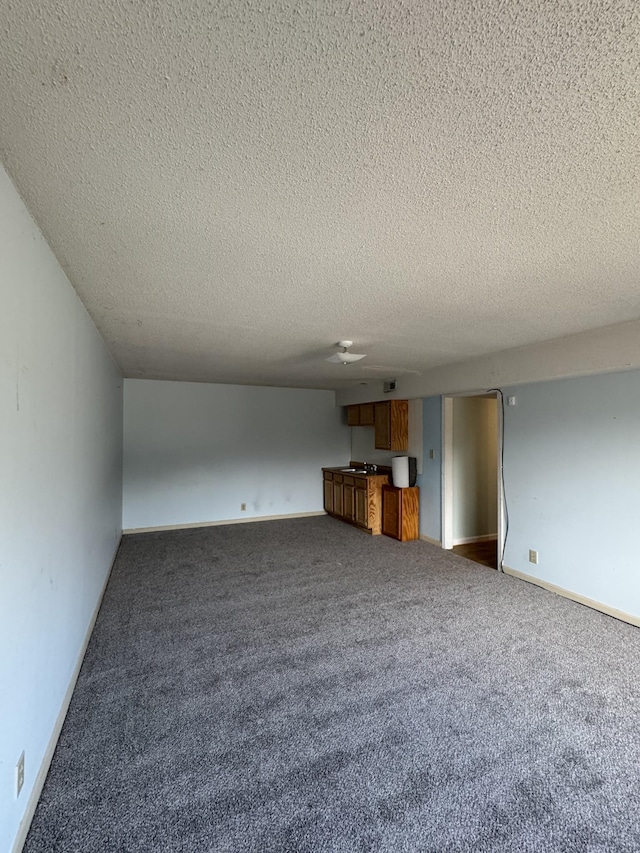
[
  {"left": 0, "top": 165, "right": 123, "bottom": 853},
  {"left": 123, "top": 379, "right": 350, "bottom": 530},
  {"left": 418, "top": 396, "right": 442, "bottom": 541},
  {"left": 502, "top": 371, "right": 640, "bottom": 616}
]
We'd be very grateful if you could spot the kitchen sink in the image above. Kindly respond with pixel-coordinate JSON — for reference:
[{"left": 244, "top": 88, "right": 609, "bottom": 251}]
[{"left": 340, "top": 468, "right": 367, "bottom": 473}]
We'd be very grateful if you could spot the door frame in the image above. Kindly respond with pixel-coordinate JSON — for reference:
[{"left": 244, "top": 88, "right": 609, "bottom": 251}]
[{"left": 441, "top": 392, "right": 505, "bottom": 571}]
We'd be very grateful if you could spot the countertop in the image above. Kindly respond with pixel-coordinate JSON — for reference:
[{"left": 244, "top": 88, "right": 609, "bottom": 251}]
[{"left": 322, "top": 464, "right": 391, "bottom": 478}]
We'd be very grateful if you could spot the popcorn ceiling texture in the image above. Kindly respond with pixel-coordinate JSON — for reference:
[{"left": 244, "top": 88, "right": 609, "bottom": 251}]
[{"left": 0, "top": 0, "right": 639, "bottom": 389}]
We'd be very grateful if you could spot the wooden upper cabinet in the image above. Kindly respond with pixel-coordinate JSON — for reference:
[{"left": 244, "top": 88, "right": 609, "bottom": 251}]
[
  {"left": 347, "top": 405, "right": 360, "bottom": 426},
  {"left": 374, "top": 400, "right": 409, "bottom": 451},
  {"left": 346, "top": 403, "right": 375, "bottom": 426},
  {"left": 359, "top": 403, "right": 375, "bottom": 426}
]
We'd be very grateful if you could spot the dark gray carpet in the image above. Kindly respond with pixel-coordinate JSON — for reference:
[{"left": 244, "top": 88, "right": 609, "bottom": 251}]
[{"left": 25, "top": 517, "right": 640, "bottom": 852}]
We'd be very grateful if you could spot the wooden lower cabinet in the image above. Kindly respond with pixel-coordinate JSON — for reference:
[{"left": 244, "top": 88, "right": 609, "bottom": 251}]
[
  {"left": 354, "top": 486, "right": 367, "bottom": 527},
  {"left": 333, "top": 481, "right": 343, "bottom": 517},
  {"left": 343, "top": 483, "right": 355, "bottom": 521},
  {"left": 382, "top": 486, "right": 419, "bottom": 541},
  {"left": 323, "top": 477, "right": 333, "bottom": 514},
  {"left": 322, "top": 468, "right": 388, "bottom": 534}
]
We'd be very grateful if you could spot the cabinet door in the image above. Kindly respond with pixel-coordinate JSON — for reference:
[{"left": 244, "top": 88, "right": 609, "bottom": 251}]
[
  {"left": 359, "top": 403, "right": 375, "bottom": 426},
  {"left": 355, "top": 487, "right": 368, "bottom": 527},
  {"left": 333, "top": 481, "right": 343, "bottom": 517},
  {"left": 390, "top": 400, "right": 409, "bottom": 451},
  {"left": 374, "top": 402, "right": 391, "bottom": 450},
  {"left": 323, "top": 478, "right": 334, "bottom": 514},
  {"left": 382, "top": 486, "right": 401, "bottom": 539},
  {"left": 347, "top": 405, "right": 360, "bottom": 426},
  {"left": 343, "top": 484, "right": 355, "bottom": 521}
]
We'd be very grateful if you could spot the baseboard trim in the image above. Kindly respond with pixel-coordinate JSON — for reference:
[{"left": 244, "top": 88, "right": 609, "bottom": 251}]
[
  {"left": 452, "top": 534, "right": 498, "bottom": 546},
  {"left": 11, "top": 535, "right": 122, "bottom": 853},
  {"left": 503, "top": 565, "right": 640, "bottom": 629},
  {"left": 419, "top": 534, "right": 442, "bottom": 547},
  {"left": 123, "top": 511, "right": 327, "bottom": 535}
]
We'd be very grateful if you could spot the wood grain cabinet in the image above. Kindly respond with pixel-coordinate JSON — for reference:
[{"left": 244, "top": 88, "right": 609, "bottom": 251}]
[
  {"left": 374, "top": 400, "right": 409, "bottom": 451},
  {"left": 347, "top": 401, "right": 385, "bottom": 429},
  {"left": 359, "top": 403, "right": 375, "bottom": 426},
  {"left": 323, "top": 471, "right": 334, "bottom": 514},
  {"left": 382, "top": 485, "right": 420, "bottom": 541},
  {"left": 332, "top": 473, "right": 344, "bottom": 517},
  {"left": 343, "top": 480, "right": 355, "bottom": 521},
  {"left": 355, "top": 485, "right": 368, "bottom": 527},
  {"left": 322, "top": 468, "right": 388, "bottom": 534},
  {"left": 347, "top": 405, "right": 360, "bottom": 426}
]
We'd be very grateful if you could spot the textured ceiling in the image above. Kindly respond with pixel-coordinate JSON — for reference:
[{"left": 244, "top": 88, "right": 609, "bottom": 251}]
[{"left": 1, "top": 0, "right": 639, "bottom": 390}]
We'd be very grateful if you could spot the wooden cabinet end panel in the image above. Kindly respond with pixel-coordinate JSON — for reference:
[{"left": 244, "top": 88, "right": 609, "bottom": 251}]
[
  {"left": 390, "top": 400, "right": 409, "bottom": 451},
  {"left": 382, "top": 486, "right": 400, "bottom": 538},
  {"left": 400, "top": 487, "right": 420, "bottom": 541}
]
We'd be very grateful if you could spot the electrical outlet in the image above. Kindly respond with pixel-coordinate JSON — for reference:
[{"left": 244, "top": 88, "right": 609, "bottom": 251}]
[
  {"left": 529, "top": 549, "right": 538, "bottom": 564},
  {"left": 429, "top": 449, "right": 434, "bottom": 459},
  {"left": 16, "top": 751, "right": 25, "bottom": 798},
  {"left": 508, "top": 396, "right": 517, "bottom": 406},
  {"left": 240, "top": 503, "right": 246, "bottom": 512}
]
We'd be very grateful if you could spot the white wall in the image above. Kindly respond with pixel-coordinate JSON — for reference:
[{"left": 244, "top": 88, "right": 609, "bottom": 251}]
[
  {"left": 123, "top": 379, "right": 350, "bottom": 530},
  {"left": 335, "top": 317, "right": 640, "bottom": 406},
  {"left": 0, "top": 166, "right": 123, "bottom": 853},
  {"left": 452, "top": 396, "right": 498, "bottom": 542},
  {"left": 502, "top": 371, "right": 640, "bottom": 617}
]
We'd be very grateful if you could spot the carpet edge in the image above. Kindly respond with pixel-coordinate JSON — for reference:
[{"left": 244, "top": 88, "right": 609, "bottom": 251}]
[
  {"left": 503, "top": 564, "right": 640, "bottom": 628},
  {"left": 123, "top": 511, "right": 327, "bottom": 534}
]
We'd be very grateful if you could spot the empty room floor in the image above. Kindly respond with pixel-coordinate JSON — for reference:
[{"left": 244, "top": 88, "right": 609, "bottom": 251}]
[{"left": 25, "top": 517, "right": 640, "bottom": 852}]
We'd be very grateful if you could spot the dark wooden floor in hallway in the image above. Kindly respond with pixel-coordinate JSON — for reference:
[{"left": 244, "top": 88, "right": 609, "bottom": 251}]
[{"left": 452, "top": 538, "right": 498, "bottom": 570}]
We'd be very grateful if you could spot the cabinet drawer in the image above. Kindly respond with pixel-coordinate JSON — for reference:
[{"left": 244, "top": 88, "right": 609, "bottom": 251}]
[
  {"left": 343, "top": 475, "right": 355, "bottom": 486},
  {"left": 333, "top": 473, "right": 344, "bottom": 484}
]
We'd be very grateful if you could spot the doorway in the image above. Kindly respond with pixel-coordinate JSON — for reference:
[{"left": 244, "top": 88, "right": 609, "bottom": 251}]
[{"left": 442, "top": 393, "right": 503, "bottom": 570}]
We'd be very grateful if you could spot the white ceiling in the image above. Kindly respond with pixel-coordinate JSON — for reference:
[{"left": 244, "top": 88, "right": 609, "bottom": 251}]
[{"left": 1, "top": 0, "right": 639, "bottom": 390}]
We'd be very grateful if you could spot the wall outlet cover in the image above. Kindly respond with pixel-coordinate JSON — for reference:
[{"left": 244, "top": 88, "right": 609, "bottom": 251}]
[{"left": 529, "top": 549, "right": 538, "bottom": 564}]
